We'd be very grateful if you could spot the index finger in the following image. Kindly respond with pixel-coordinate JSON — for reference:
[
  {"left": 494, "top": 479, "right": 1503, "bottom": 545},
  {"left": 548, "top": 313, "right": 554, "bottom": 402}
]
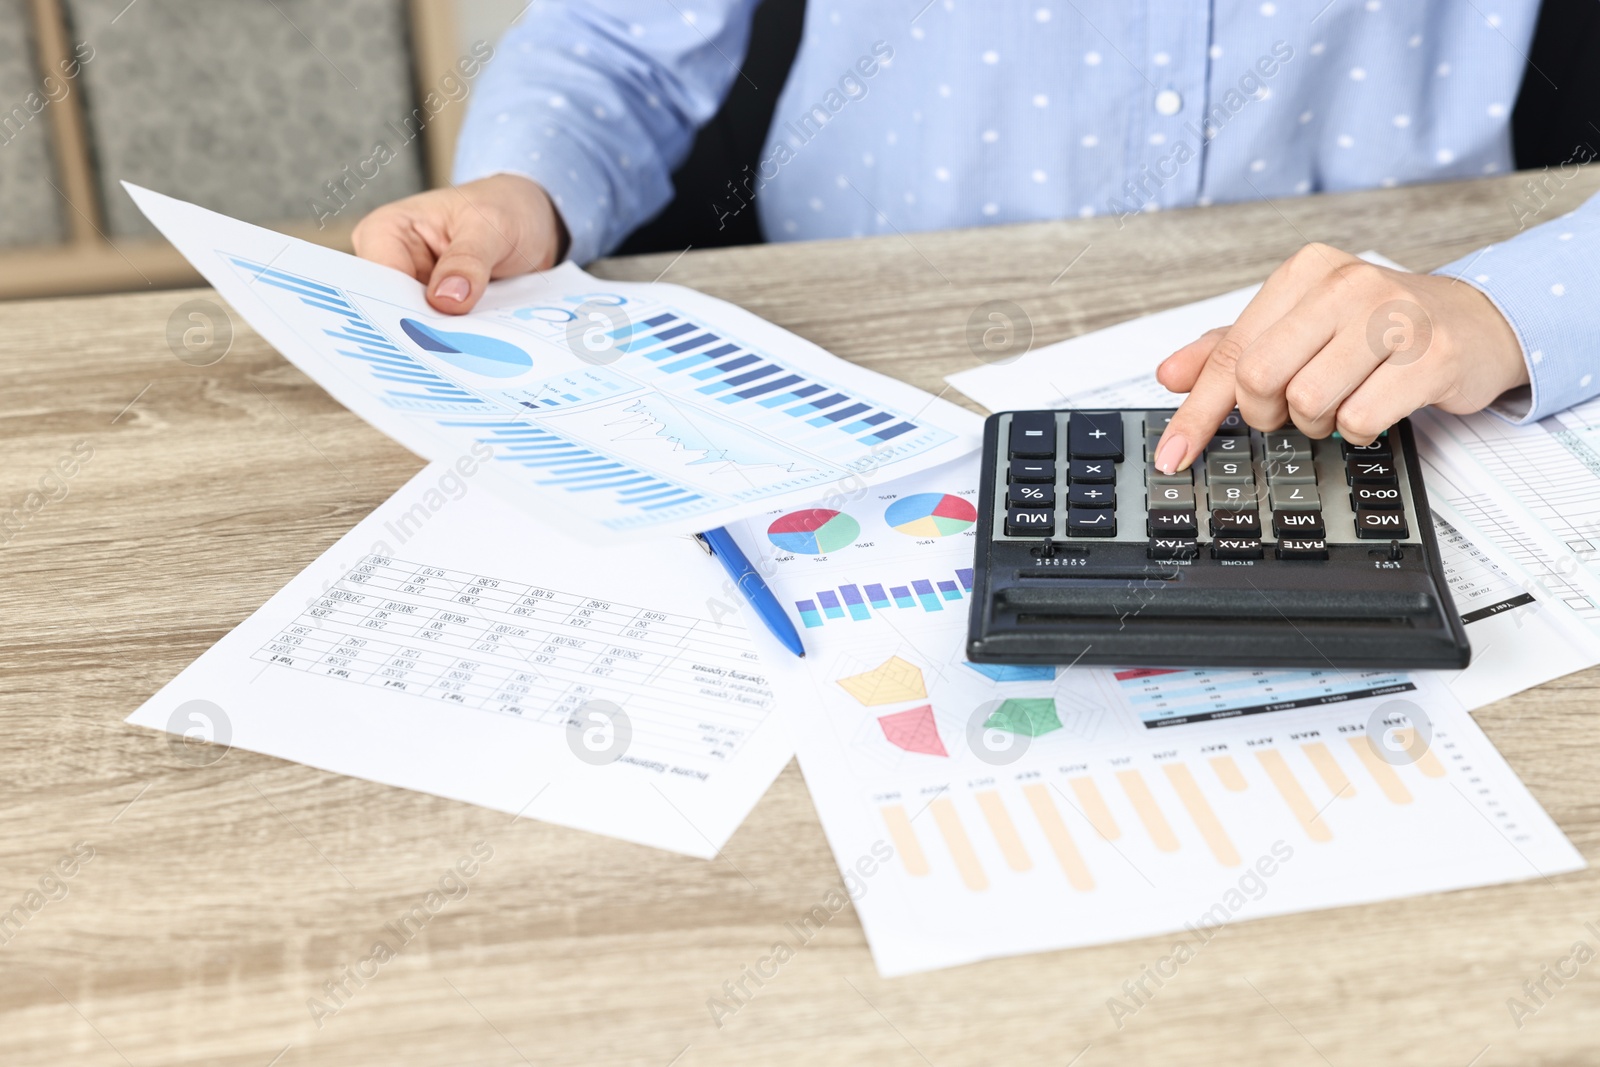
[{"left": 1153, "top": 244, "right": 1347, "bottom": 471}]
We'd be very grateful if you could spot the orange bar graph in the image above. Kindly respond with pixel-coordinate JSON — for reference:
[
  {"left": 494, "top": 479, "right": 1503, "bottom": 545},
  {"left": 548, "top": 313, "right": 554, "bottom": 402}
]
[
  {"left": 1348, "top": 737, "right": 1415, "bottom": 804},
  {"left": 930, "top": 796, "right": 989, "bottom": 890},
  {"left": 1391, "top": 727, "right": 1447, "bottom": 778},
  {"left": 879, "top": 804, "right": 930, "bottom": 877},
  {"left": 1209, "top": 754, "right": 1248, "bottom": 792},
  {"left": 1117, "top": 769, "right": 1180, "bottom": 852},
  {"left": 1022, "top": 784, "right": 1094, "bottom": 891},
  {"left": 1302, "top": 742, "right": 1355, "bottom": 799},
  {"left": 1257, "top": 749, "right": 1334, "bottom": 843},
  {"left": 975, "top": 790, "right": 1033, "bottom": 872},
  {"left": 1070, "top": 776, "right": 1121, "bottom": 842},
  {"left": 1164, "top": 762, "right": 1242, "bottom": 866}
]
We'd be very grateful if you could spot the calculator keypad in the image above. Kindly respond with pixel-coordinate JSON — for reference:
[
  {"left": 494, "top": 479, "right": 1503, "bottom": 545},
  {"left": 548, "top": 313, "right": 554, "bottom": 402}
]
[{"left": 996, "top": 409, "right": 1417, "bottom": 557}]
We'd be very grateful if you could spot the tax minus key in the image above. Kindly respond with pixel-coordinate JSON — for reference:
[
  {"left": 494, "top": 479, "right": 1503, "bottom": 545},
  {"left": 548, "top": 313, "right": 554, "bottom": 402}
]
[{"left": 1009, "top": 412, "right": 1058, "bottom": 458}]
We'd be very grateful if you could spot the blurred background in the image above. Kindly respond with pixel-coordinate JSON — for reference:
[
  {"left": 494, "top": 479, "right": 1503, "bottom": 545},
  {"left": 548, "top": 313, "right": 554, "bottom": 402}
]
[
  {"left": 0, "top": 0, "right": 529, "bottom": 299},
  {"left": 0, "top": 0, "right": 1594, "bottom": 301}
]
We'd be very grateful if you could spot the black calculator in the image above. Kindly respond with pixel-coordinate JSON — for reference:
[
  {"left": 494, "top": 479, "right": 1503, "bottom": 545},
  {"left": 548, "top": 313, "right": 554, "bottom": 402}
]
[{"left": 966, "top": 409, "right": 1470, "bottom": 669}]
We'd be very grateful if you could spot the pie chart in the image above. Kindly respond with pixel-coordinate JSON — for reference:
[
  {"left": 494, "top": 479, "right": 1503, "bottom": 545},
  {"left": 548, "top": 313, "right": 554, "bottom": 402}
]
[
  {"left": 884, "top": 493, "right": 978, "bottom": 538},
  {"left": 400, "top": 318, "right": 533, "bottom": 378},
  {"left": 767, "top": 509, "right": 861, "bottom": 554}
]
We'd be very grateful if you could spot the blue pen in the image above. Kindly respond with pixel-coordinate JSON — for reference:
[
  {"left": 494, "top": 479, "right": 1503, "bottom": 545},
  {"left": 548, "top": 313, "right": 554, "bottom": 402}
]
[{"left": 695, "top": 527, "right": 806, "bottom": 658}]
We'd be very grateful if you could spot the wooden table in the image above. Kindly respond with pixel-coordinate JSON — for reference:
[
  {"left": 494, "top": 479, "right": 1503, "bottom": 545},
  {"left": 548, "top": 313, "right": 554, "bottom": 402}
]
[{"left": 4, "top": 170, "right": 1599, "bottom": 1066}]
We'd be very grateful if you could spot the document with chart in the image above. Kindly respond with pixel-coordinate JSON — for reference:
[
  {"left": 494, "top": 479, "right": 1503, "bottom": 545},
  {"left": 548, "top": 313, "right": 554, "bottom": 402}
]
[
  {"left": 728, "top": 456, "right": 1586, "bottom": 976},
  {"left": 126, "top": 184, "right": 978, "bottom": 541},
  {"left": 126, "top": 464, "right": 793, "bottom": 858}
]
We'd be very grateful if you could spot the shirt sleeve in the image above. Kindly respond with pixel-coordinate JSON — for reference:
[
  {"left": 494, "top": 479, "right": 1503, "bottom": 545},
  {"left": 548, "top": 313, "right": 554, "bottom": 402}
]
[
  {"left": 1431, "top": 187, "right": 1600, "bottom": 424},
  {"left": 453, "top": 0, "right": 761, "bottom": 265}
]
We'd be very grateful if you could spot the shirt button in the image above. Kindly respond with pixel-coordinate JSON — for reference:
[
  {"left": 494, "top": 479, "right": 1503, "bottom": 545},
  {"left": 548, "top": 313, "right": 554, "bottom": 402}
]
[{"left": 1155, "top": 89, "right": 1182, "bottom": 116}]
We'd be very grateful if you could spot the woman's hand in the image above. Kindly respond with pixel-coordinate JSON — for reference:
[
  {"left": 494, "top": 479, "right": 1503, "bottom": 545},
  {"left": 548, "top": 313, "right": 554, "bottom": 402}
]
[
  {"left": 352, "top": 174, "right": 568, "bottom": 314},
  {"left": 1152, "top": 243, "right": 1529, "bottom": 474}
]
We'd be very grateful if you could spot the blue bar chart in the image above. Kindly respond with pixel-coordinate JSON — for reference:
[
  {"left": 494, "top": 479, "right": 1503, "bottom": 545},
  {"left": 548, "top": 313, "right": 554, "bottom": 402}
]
[
  {"left": 606, "top": 308, "right": 926, "bottom": 450},
  {"left": 796, "top": 569, "right": 976, "bottom": 628},
  {"left": 235, "top": 258, "right": 489, "bottom": 416}
]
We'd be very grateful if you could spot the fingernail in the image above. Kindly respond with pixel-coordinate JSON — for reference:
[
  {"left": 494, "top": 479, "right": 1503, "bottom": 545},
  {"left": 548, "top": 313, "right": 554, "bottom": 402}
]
[
  {"left": 435, "top": 276, "right": 470, "bottom": 303},
  {"left": 1155, "top": 435, "right": 1188, "bottom": 475}
]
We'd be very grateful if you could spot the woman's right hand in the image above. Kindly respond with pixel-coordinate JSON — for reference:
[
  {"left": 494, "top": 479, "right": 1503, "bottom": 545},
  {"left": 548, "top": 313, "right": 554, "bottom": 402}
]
[{"left": 352, "top": 174, "right": 569, "bottom": 314}]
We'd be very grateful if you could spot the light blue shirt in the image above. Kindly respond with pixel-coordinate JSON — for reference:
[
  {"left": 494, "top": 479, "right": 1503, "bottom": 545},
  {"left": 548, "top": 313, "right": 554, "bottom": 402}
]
[{"left": 455, "top": 1, "right": 1600, "bottom": 422}]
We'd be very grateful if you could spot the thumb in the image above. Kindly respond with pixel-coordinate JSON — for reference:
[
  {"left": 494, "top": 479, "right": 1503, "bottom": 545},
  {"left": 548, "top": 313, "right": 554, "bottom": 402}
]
[{"left": 425, "top": 214, "right": 511, "bottom": 314}]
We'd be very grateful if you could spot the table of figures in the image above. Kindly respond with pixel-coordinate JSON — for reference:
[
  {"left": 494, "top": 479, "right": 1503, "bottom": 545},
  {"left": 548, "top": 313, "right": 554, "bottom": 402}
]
[{"left": 251, "top": 555, "right": 774, "bottom": 763}]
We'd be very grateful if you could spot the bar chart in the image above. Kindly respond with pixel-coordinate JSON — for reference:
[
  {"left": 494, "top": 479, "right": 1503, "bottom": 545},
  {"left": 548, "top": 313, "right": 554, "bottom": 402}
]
[
  {"left": 795, "top": 568, "right": 976, "bottom": 628},
  {"left": 874, "top": 713, "right": 1478, "bottom": 896},
  {"left": 218, "top": 252, "right": 973, "bottom": 539}
]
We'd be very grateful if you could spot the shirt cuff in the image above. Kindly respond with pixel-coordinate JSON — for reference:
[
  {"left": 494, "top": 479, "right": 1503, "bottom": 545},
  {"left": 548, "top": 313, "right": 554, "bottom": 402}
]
[{"left": 1432, "top": 207, "right": 1600, "bottom": 424}]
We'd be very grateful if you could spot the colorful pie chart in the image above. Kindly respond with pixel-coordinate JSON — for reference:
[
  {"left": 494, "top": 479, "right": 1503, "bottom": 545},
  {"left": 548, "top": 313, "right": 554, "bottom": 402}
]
[
  {"left": 885, "top": 493, "right": 978, "bottom": 538},
  {"left": 400, "top": 318, "right": 533, "bottom": 378},
  {"left": 767, "top": 509, "right": 861, "bottom": 554}
]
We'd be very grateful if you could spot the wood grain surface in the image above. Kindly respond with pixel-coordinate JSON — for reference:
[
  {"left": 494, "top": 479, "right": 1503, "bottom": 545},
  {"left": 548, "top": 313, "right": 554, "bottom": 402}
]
[{"left": 3, "top": 170, "right": 1599, "bottom": 1067}]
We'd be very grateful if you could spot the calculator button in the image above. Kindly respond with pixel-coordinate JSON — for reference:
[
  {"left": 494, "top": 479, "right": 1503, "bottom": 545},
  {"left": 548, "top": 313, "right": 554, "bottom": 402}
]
[
  {"left": 1005, "top": 508, "right": 1055, "bottom": 536},
  {"left": 1269, "top": 483, "right": 1321, "bottom": 511},
  {"left": 1068, "top": 483, "right": 1116, "bottom": 507},
  {"left": 1214, "top": 410, "right": 1249, "bottom": 435},
  {"left": 1205, "top": 455, "right": 1252, "bottom": 483},
  {"left": 1211, "top": 509, "right": 1261, "bottom": 538},
  {"left": 1206, "top": 434, "right": 1252, "bottom": 457},
  {"left": 1009, "top": 483, "right": 1055, "bottom": 507},
  {"left": 1342, "top": 438, "right": 1392, "bottom": 460},
  {"left": 1264, "top": 431, "right": 1312, "bottom": 460},
  {"left": 1009, "top": 412, "right": 1058, "bottom": 457},
  {"left": 1352, "top": 484, "right": 1404, "bottom": 510},
  {"left": 1212, "top": 536, "right": 1264, "bottom": 560},
  {"left": 1148, "top": 537, "right": 1199, "bottom": 560},
  {"left": 1275, "top": 538, "right": 1329, "bottom": 560},
  {"left": 1355, "top": 510, "right": 1409, "bottom": 539},
  {"left": 1346, "top": 457, "right": 1398, "bottom": 484},
  {"left": 1010, "top": 459, "right": 1055, "bottom": 483},
  {"left": 1147, "top": 509, "right": 1199, "bottom": 538},
  {"left": 1148, "top": 484, "right": 1196, "bottom": 510},
  {"left": 1209, "top": 482, "right": 1259, "bottom": 509},
  {"left": 1263, "top": 457, "right": 1316, "bottom": 484},
  {"left": 1146, "top": 461, "right": 1193, "bottom": 486},
  {"left": 1069, "top": 412, "right": 1125, "bottom": 461},
  {"left": 1068, "top": 507, "right": 1117, "bottom": 536},
  {"left": 1145, "top": 432, "right": 1165, "bottom": 461},
  {"left": 1068, "top": 459, "right": 1116, "bottom": 483},
  {"left": 1143, "top": 410, "right": 1176, "bottom": 435},
  {"left": 1272, "top": 509, "right": 1325, "bottom": 538}
]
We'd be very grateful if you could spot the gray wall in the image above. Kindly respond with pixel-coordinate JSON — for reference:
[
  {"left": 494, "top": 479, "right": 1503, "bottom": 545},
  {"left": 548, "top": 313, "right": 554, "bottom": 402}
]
[
  {"left": 64, "top": 0, "right": 426, "bottom": 238},
  {"left": 0, "top": 0, "right": 68, "bottom": 248}
]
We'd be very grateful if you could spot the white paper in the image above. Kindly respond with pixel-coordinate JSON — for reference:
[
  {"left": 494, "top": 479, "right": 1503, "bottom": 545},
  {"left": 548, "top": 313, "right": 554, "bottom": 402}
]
[
  {"left": 126, "top": 464, "right": 795, "bottom": 858},
  {"left": 947, "top": 284, "right": 1257, "bottom": 412},
  {"left": 728, "top": 457, "right": 1585, "bottom": 976},
  {"left": 126, "top": 184, "right": 980, "bottom": 542}
]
